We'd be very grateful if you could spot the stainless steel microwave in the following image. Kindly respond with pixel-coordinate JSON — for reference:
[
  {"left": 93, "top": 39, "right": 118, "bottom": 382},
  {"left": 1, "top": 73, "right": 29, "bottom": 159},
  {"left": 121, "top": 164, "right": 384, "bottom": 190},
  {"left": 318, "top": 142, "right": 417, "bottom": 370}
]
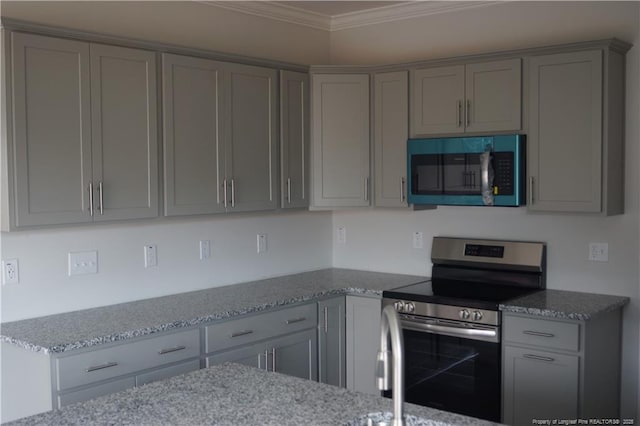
[{"left": 407, "top": 134, "right": 525, "bottom": 206}]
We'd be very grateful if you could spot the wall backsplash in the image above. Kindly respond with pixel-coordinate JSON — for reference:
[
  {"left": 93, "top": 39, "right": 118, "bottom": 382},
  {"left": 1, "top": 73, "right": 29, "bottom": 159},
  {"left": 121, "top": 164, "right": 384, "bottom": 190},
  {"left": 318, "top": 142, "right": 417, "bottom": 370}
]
[{"left": 0, "top": 210, "right": 333, "bottom": 322}]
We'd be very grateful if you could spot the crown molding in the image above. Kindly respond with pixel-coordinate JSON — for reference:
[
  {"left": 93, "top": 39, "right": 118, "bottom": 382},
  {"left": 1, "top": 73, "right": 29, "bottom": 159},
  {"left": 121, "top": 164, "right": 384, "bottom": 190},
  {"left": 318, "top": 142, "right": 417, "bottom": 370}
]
[{"left": 199, "top": 1, "right": 504, "bottom": 32}]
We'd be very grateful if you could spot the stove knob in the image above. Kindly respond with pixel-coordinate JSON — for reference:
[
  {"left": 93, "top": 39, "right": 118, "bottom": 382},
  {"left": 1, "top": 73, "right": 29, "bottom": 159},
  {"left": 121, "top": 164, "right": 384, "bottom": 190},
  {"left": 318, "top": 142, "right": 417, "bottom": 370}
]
[
  {"left": 394, "top": 301, "right": 405, "bottom": 312},
  {"left": 459, "top": 309, "right": 470, "bottom": 320},
  {"left": 405, "top": 302, "right": 415, "bottom": 313},
  {"left": 472, "top": 310, "right": 483, "bottom": 321}
]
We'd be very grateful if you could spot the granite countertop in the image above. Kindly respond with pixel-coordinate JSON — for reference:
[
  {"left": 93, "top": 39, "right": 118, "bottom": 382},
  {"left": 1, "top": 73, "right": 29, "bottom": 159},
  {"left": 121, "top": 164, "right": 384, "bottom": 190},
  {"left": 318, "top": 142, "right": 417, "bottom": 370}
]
[
  {"left": 7, "top": 362, "right": 497, "bottom": 426},
  {"left": 0, "top": 268, "right": 427, "bottom": 354},
  {"left": 499, "top": 289, "right": 630, "bottom": 321}
]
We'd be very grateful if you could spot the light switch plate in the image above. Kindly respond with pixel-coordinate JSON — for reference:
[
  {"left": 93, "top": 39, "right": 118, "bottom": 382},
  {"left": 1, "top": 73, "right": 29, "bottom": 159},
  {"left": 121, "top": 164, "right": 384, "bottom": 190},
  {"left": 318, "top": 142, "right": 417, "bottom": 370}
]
[
  {"left": 69, "top": 251, "right": 98, "bottom": 276},
  {"left": 589, "top": 242, "right": 609, "bottom": 262}
]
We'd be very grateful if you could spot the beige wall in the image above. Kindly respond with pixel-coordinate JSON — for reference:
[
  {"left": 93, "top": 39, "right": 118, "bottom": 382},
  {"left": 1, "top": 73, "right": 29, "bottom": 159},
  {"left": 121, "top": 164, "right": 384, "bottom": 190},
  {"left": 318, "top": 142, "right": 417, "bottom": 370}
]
[{"left": 0, "top": 1, "right": 330, "bottom": 65}]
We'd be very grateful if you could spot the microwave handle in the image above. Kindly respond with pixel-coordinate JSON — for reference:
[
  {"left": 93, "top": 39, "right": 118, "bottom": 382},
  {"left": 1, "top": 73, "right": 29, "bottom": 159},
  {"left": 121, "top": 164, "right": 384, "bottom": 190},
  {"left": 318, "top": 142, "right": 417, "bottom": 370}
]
[{"left": 480, "top": 151, "right": 494, "bottom": 206}]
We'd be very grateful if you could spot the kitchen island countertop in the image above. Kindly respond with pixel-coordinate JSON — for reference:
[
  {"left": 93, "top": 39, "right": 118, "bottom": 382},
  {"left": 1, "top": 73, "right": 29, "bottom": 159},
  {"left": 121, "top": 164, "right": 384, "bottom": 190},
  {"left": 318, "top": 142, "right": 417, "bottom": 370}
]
[{"left": 7, "top": 362, "right": 497, "bottom": 426}]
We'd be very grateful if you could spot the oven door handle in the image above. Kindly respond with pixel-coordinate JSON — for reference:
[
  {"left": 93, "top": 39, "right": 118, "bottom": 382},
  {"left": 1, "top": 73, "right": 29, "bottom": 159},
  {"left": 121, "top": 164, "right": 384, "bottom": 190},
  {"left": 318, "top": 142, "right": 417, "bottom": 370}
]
[{"left": 402, "top": 320, "right": 499, "bottom": 342}]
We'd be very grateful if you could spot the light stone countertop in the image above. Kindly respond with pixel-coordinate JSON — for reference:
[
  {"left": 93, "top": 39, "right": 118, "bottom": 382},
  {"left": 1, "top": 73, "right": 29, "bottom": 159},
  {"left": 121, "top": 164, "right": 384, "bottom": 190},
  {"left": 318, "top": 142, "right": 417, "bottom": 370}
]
[
  {"left": 499, "top": 288, "right": 629, "bottom": 321},
  {"left": 0, "top": 268, "right": 428, "bottom": 354},
  {"left": 6, "top": 362, "right": 498, "bottom": 426}
]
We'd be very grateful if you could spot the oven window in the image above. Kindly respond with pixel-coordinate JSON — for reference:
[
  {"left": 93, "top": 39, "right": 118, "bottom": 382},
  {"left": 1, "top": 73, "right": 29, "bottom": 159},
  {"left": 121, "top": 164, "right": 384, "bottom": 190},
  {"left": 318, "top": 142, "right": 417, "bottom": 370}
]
[{"left": 391, "top": 328, "right": 500, "bottom": 422}]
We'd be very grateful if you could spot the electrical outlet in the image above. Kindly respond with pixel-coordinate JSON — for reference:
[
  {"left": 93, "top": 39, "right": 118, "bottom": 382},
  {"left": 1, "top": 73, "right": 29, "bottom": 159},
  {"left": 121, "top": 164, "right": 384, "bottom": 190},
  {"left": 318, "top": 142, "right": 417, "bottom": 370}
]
[
  {"left": 589, "top": 242, "right": 609, "bottom": 262},
  {"left": 2, "top": 259, "right": 19, "bottom": 284},
  {"left": 337, "top": 227, "right": 346, "bottom": 245},
  {"left": 200, "top": 240, "right": 211, "bottom": 260},
  {"left": 257, "top": 234, "right": 268, "bottom": 254},
  {"left": 68, "top": 251, "right": 98, "bottom": 276},
  {"left": 413, "top": 232, "right": 424, "bottom": 249},
  {"left": 144, "top": 244, "right": 158, "bottom": 268}
]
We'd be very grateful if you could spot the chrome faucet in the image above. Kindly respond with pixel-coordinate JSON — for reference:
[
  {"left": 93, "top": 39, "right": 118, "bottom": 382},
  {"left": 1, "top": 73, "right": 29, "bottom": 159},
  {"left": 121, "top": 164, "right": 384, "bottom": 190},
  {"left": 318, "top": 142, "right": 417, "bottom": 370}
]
[{"left": 377, "top": 304, "right": 405, "bottom": 426}]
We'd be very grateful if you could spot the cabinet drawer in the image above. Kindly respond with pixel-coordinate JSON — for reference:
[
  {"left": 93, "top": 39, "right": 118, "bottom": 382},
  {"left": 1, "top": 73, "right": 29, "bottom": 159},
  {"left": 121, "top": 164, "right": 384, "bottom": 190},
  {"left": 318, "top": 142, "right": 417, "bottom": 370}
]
[
  {"left": 504, "top": 315, "right": 580, "bottom": 352},
  {"left": 57, "top": 377, "right": 135, "bottom": 408},
  {"left": 135, "top": 359, "right": 200, "bottom": 387},
  {"left": 205, "top": 303, "right": 317, "bottom": 353},
  {"left": 56, "top": 328, "right": 200, "bottom": 391}
]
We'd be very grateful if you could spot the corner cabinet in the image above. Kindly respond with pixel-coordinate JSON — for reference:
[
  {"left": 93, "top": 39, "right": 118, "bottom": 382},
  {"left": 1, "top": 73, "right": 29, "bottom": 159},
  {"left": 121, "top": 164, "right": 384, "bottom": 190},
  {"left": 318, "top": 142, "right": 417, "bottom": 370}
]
[
  {"left": 318, "top": 296, "right": 346, "bottom": 387},
  {"left": 502, "top": 310, "right": 623, "bottom": 425},
  {"left": 4, "top": 32, "right": 158, "bottom": 229},
  {"left": 310, "top": 74, "right": 370, "bottom": 208},
  {"left": 411, "top": 58, "right": 521, "bottom": 136},
  {"left": 374, "top": 71, "right": 409, "bottom": 208},
  {"left": 527, "top": 45, "right": 627, "bottom": 215},
  {"left": 280, "top": 70, "right": 309, "bottom": 209}
]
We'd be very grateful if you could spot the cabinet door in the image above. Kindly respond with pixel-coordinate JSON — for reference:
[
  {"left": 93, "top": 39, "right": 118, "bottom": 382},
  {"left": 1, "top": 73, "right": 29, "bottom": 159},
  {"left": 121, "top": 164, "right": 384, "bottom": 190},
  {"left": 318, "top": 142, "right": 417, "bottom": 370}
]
[
  {"left": 280, "top": 70, "right": 309, "bottom": 209},
  {"left": 346, "top": 296, "right": 381, "bottom": 395},
  {"left": 269, "top": 329, "right": 318, "bottom": 381},
  {"left": 162, "top": 53, "right": 226, "bottom": 216},
  {"left": 311, "top": 74, "right": 370, "bottom": 208},
  {"left": 11, "top": 32, "right": 92, "bottom": 226},
  {"left": 374, "top": 71, "right": 408, "bottom": 208},
  {"left": 206, "top": 343, "right": 264, "bottom": 370},
  {"left": 90, "top": 44, "right": 158, "bottom": 221},
  {"left": 318, "top": 297, "right": 346, "bottom": 387},
  {"left": 465, "top": 58, "right": 521, "bottom": 133},
  {"left": 528, "top": 50, "right": 603, "bottom": 213},
  {"left": 224, "top": 64, "right": 278, "bottom": 213},
  {"left": 503, "top": 346, "right": 579, "bottom": 425},
  {"left": 411, "top": 65, "right": 464, "bottom": 136}
]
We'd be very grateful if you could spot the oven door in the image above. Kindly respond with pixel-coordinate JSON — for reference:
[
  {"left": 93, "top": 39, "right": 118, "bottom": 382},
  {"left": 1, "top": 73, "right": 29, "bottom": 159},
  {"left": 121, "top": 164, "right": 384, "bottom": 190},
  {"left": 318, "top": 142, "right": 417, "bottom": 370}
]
[{"left": 387, "top": 317, "right": 501, "bottom": 422}]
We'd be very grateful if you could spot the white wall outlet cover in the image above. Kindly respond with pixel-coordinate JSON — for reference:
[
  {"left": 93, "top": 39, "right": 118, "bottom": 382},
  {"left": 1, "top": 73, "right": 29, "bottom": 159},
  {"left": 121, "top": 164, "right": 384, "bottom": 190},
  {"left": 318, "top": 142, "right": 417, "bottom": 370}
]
[
  {"left": 2, "top": 259, "right": 19, "bottom": 285},
  {"left": 68, "top": 251, "right": 98, "bottom": 276},
  {"left": 144, "top": 244, "right": 158, "bottom": 268},
  {"left": 337, "top": 227, "right": 347, "bottom": 245},
  {"left": 257, "top": 234, "right": 268, "bottom": 253},
  {"left": 200, "top": 240, "right": 211, "bottom": 260},
  {"left": 588, "top": 242, "right": 609, "bottom": 262},
  {"left": 413, "top": 232, "right": 424, "bottom": 249}
]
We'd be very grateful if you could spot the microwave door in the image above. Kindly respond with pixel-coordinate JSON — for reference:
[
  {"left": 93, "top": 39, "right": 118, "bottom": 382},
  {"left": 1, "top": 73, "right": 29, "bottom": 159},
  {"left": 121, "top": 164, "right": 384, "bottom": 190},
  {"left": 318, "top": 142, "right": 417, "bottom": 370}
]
[
  {"left": 442, "top": 154, "right": 482, "bottom": 195},
  {"left": 412, "top": 154, "right": 443, "bottom": 195}
]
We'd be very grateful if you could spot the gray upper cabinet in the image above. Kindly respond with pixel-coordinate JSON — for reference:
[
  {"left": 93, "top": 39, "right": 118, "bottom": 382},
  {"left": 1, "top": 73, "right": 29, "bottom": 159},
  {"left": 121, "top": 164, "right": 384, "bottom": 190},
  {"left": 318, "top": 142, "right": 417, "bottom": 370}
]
[
  {"left": 224, "top": 63, "right": 278, "bottom": 213},
  {"left": 318, "top": 297, "right": 346, "bottom": 387},
  {"left": 374, "top": 71, "right": 409, "bottom": 208},
  {"left": 10, "top": 32, "right": 93, "bottom": 227},
  {"left": 311, "top": 74, "right": 370, "bottom": 208},
  {"left": 162, "top": 53, "right": 226, "bottom": 216},
  {"left": 90, "top": 44, "right": 158, "bottom": 221},
  {"left": 528, "top": 48, "right": 625, "bottom": 215},
  {"left": 7, "top": 32, "right": 158, "bottom": 229},
  {"left": 411, "top": 59, "right": 521, "bottom": 136},
  {"left": 280, "top": 70, "right": 309, "bottom": 209}
]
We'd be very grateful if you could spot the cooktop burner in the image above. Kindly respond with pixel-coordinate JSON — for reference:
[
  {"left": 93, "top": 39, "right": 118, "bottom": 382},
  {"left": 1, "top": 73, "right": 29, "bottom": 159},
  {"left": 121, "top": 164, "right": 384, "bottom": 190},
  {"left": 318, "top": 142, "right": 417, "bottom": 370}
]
[{"left": 383, "top": 279, "right": 542, "bottom": 311}]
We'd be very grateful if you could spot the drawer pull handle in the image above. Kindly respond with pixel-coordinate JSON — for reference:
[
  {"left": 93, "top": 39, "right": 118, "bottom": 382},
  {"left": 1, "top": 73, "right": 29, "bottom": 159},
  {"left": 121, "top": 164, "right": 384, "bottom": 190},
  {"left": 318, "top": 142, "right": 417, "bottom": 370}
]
[
  {"left": 230, "top": 330, "right": 254, "bottom": 338},
  {"left": 286, "top": 317, "right": 306, "bottom": 325},
  {"left": 523, "top": 354, "right": 555, "bottom": 363},
  {"left": 523, "top": 330, "right": 555, "bottom": 338},
  {"left": 158, "top": 345, "right": 187, "bottom": 355},
  {"left": 86, "top": 362, "right": 118, "bottom": 372}
]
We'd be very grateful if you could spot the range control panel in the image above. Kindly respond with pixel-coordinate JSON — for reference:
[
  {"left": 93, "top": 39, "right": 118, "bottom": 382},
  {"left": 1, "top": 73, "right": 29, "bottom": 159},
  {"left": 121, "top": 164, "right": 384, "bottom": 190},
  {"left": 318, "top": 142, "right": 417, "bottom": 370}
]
[{"left": 464, "top": 244, "right": 505, "bottom": 258}]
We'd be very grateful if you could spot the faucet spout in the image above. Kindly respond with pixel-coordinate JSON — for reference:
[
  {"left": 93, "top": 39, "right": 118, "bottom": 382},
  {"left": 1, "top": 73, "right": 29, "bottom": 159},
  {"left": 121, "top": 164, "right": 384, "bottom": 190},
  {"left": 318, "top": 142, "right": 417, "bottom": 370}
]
[{"left": 377, "top": 304, "right": 405, "bottom": 426}]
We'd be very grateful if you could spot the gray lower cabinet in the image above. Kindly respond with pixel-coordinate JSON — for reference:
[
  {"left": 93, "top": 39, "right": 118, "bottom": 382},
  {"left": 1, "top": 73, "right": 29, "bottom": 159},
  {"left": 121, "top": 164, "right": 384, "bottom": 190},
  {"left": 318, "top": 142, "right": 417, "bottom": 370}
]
[
  {"left": 310, "top": 73, "right": 370, "bottom": 208},
  {"left": 269, "top": 329, "right": 318, "bottom": 380},
  {"left": 373, "top": 71, "right": 409, "bottom": 208},
  {"left": 162, "top": 55, "right": 278, "bottom": 216},
  {"left": 5, "top": 32, "right": 158, "bottom": 229},
  {"left": 502, "top": 310, "right": 623, "bottom": 425},
  {"left": 280, "top": 70, "right": 309, "bottom": 209},
  {"left": 527, "top": 45, "right": 626, "bottom": 215},
  {"left": 345, "top": 295, "right": 381, "bottom": 395},
  {"left": 411, "top": 58, "right": 521, "bottom": 136},
  {"left": 318, "top": 297, "right": 346, "bottom": 387}
]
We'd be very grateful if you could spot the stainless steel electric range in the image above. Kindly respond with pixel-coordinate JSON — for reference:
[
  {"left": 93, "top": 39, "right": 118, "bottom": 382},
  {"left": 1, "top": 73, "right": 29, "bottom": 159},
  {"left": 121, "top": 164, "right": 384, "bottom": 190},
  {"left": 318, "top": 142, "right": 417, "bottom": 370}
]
[{"left": 382, "top": 236, "right": 546, "bottom": 422}]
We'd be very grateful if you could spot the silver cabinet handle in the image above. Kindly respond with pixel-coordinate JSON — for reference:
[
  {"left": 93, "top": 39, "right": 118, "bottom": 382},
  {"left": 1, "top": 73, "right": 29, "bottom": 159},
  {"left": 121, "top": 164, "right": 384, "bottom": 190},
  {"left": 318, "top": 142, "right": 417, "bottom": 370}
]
[
  {"left": 287, "top": 178, "right": 291, "bottom": 204},
  {"left": 230, "top": 178, "right": 235, "bottom": 208},
  {"left": 264, "top": 349, "right": 269, "bottom": 371},
  {"left": 258, "top": 352, "right": 262, "bottom": 370},
  {"left": 324, "top": 306, "right": 328, "bottom": 333},
  {"left": 364, "top": 177, "right": 369, "bottom": 202},
  {"left": 271, "top": 348, "right": 276, "bottom": 372},
  {"left": 98, "top": 181, "right": 104, "bottom": 215},
  {"left": 286, "top": 317, "right": 306, "bottom": 325},
  {"left": 523, "top": 354, "right": 555, "bottom": 363},
  {"left": 230, "top": 330, "right": 254, "bottom": 338},
  {"left": 529, "top": 176, "right": 535, "bottom": 205},
  {"left": 158, "top": 345, "right": 186, "bottom": 355},
  {"left": 466, "top": 99, "right": 471, "bottom": 127},
  {"left": 457, "top": 100, "right": 462, "bottom": 127},
  {"left": 523, "top": 330, "right": 555, "bottom": 338},
  {"left": 88, "top": 182, "right": 94, "bottom": 217},
  {"left": 223, "top": 179, "right": 228, "bottom": 208},
  {"left": 86, "top": 361, "right": 118, "bottom": 372},
  {"left": 400, "top": 177, "right": 405, "bottom": 203}
]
